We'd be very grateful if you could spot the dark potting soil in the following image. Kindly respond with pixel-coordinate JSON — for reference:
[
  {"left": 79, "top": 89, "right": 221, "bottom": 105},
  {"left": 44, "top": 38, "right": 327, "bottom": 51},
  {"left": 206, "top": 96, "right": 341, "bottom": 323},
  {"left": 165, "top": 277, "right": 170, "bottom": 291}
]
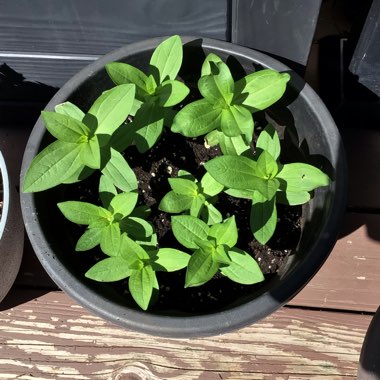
[{"left": 65, "top": 125, "right": 301, "bottom": 314}]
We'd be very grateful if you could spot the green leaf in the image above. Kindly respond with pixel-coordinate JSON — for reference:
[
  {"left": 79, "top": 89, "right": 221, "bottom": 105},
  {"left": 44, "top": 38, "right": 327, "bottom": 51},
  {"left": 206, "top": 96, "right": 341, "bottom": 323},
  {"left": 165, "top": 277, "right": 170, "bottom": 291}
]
[
  {"left": 130, "top": 205, "right": 151, "bottom": 220},
  {"left": 131, "top": 98, "right": 143, "bottom": 117},
  {"left": 177, "top": 169, "right": 196, "bottom": 181},
  {"left": 198, "top": 61, "right": 234, "bottom": 105},
  {"left": 190, "top": 194, "right": 205, "bottom": 218},
  {"left": 205, "top": 155, "right": 279, "bottom": 199},
  {"left": 171, "top": 215, "right": 209, "bottom": 249},
  {"left": 234, "top": 69, "right": 290, "bottom": 111},
  {"left": 185, "top": 248, "right": 219, "bottom": 287},
  {"left": 201, "top": 172, "right": 224, "bottom": 197},
  {"left": 256, "top": 124, "right": 281, "bottom": 160},
  {"left": 109, "top": 191, "right": 138, "bottom": 218},
  {"left": 121, "top": 217, "right": 154, "bottom": 240},
  {"left": 201, "top": 53, "right": 223, "bottom": 77},
  {"left": 159, "top": 191, "right": 193, "bottom": 213},
  {"left": 256, "top": 151, "right": 278, "bottom": 179},
  {"left": 106, "top": 62, "right": 149, "bottom": 97},
  {"left": 194, "top": 239, "right": 215, "bottom": 254},
  {"left": 75, "top": 228, "right": 103, "bottom": 251},
  {"left": 276, "top": 190, "right": 311, "bottom": 206},
  {"left": 168, "top": 177, "right": 198, "bottom": 196},
  {"left": 129, "top": 266, "right": 155, "bottom": 310},
  {"left": 85, "top": 257, "right": 131, "bottom": 282},
  {"left": 145, "top": 74, "right": 157, "bottom": 94},
  {"left": 119, "top": 234, "right": 149, "bottom": 263},
  {"left": 250, "top": 192, "right": 277, "bottom": 245},
  {"left": 100, "top": 223, "right": 121, "bottom": 257},
  {"left": 99, "top": 174, "right": 117, "bottom": 209},
  {"left": 171, "top": 99, "right": 222, "bottom": 137},
  {"left": 208, "top": 216, "right": 238, "bottom": 248},
  {"left": 134, "top": 102, "right": 165, "bottom": 153},
  {"left": 205, "top": 130, "right": 220, "bottom": 147},
  {"left": 57, "top": 201, "right": 111, "bottom": 225},
  {"left": 63, "top": 166, "right": 94, "bottom": 184},
  {"left": 88, "top": 84, "right": 135, "bottom": 136},
  {"left": 150, "top": 35, "right": 183, "bottom": 84},
  {"left": 154, "top": 80, "right": 189, "bottom": 107},
  {"left": 110, "top": 122, "right": 138, "bottom": 152},
  {"left": 101, "top": 148, "right": 138, "bottom": 192},
  {"left": 55, "top": 101, "right": 85, "bottom": 121},
  {"left": 79, "top": 136, "right": 101, "bottom": 169},
  {"left": 277, "top": 163, "right": 330, "bottom": 192},
  {"left": 23, "top": 141, "right": 84, "bottom": 192},
  {"left": 202, "top": 203, "right": 223, "bottom": 225},
  {"left": 152, "top": 248, "right": 190, "bottom": 272},
  {"left": 225, "top": 188, "right": 255, "bottom": 200},
  {"left": 214, "top": 245, "right": 231, "bottom": 265},
  {"left": 220, "top": 104, "right": 253, "bottom": 138},
  {"left": 221, "top": 248, "right": 264, "bottom": 285},
  {"left": 218, "top": 134, "right": 251, "bottom": 156}
]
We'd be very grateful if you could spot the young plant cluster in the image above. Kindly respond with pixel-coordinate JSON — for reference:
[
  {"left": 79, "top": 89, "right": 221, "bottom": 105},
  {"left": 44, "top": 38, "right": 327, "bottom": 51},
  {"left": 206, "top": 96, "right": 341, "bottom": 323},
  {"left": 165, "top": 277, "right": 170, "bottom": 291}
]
[{"left": 23, "top": 35, "right": 330, "bottom": 310}]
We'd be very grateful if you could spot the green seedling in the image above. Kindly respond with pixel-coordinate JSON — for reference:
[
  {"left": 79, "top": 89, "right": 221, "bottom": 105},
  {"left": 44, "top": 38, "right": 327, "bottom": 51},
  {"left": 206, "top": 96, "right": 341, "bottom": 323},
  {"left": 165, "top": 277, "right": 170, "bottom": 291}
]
[
  {"left": 159, "top": 170, "right": 224, "bottom": 225},
  {"left": 205, "top": 124, "right": 330, "bottom": 244},
  {"left": 58, "top": 179, "right": 156, "bottom": 256},
  {"left": 171, "top": 53, "right": 290, "bottom": 155},
  {"left": 85, "top": 233, "right": 190, "bottom": 310},
  {"left": 171, "top": 215, "right": 264, "bottom": 287},
  {"left": 23, "top": 84, "right": 136, "bottom": 192},
  {"left": 106, "top": 35, "right": 190, "bottom": 153}
]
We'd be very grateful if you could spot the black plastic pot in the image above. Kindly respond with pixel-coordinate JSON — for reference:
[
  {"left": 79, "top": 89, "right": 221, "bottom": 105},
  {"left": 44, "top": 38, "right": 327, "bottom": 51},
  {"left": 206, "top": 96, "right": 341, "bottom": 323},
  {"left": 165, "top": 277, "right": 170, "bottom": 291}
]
[{"left": 20, "top": 36, "right": 347, "bottom": 338}]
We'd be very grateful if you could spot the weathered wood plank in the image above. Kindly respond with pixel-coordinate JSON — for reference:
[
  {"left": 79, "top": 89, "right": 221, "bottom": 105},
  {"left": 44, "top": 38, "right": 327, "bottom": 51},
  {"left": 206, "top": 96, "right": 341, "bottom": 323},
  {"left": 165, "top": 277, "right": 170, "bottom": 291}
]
[
  {"left": 0, "top": 289, "right": 371, "bottom": 379},
  {"left": 0, "top": 0, "right": 228, "bottom": 56},
  {"left": 290, "top": 213, "right": 380, "bottom": 312}
]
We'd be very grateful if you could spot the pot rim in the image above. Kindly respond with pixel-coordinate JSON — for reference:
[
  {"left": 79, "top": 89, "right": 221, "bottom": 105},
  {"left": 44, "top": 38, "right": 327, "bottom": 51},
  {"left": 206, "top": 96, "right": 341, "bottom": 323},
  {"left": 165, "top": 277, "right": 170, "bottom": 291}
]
[
  {"left": 0, "top": 151, "right": 9, "bottom": 240},
  {"left": 20, "top": 36, "right": 347, "bottom": 337}
]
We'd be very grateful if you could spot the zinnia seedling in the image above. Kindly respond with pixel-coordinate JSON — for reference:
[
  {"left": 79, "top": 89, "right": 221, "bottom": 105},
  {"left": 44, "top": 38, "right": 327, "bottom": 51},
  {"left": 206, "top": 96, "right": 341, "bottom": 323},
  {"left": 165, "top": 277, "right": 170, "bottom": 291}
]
[{"left": 159, "top": 170, "right": 224, "bottom": 225}]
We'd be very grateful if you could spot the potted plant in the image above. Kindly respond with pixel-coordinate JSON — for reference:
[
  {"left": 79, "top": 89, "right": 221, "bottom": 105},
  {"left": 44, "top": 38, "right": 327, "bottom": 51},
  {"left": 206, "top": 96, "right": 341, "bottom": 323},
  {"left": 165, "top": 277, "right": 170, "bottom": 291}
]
[
  {"left": 20, "top": 36, "right": 346, "bottom": 337},
  {"left": 0, "top": 148, "right": 24, "bottom": 303}
]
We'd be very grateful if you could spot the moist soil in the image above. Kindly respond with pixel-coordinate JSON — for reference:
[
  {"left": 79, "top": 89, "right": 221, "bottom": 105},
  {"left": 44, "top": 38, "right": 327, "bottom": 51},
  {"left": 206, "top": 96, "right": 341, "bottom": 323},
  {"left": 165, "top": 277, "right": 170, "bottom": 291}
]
[{"left": 67, "top": 125, "right": 301, "bottom": 314}]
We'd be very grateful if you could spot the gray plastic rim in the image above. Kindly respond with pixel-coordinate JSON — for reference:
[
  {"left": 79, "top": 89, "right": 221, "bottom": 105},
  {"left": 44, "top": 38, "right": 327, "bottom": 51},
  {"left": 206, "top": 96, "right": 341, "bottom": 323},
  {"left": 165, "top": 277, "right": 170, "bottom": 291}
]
[
  {"left": 0, "top": 152, "right": 9, "bottom": 241},
  {"left": 20, "top": 36, "right": 347, "bottom": 338}
]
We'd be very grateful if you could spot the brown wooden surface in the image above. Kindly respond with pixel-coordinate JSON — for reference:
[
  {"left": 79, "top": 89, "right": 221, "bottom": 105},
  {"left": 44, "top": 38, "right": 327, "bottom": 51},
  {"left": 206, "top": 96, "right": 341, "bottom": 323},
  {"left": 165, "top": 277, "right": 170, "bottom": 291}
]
[
  {"left": 290, "top": 213, "right": 380, "bottom": 312},
  {"left": 0, "top": 289, "right": 372, "bottom": 379}
]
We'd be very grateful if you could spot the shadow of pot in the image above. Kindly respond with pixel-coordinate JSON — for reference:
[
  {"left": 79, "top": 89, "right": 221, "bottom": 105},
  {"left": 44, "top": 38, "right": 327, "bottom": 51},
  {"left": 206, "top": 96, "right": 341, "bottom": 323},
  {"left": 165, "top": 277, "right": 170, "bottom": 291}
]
[
  {"left": 20, "top": 36, "right": 347, "bottom": 337},
  {"left": 0, "top": 149, "right": 24, "bottom": 303},
  {"left": 358, "top": 307, "right": 380, "bottom": 379}
]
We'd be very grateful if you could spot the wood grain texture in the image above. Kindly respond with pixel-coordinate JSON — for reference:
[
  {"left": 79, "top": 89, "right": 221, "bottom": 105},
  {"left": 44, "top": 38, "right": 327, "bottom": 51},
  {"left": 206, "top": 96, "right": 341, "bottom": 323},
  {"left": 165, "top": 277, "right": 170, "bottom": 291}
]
[
  {"left": 0, "top": 289, "right": 371, "bottom": 379},
  {"left": 290, "top": 213, "right": 380, "bottom": 312},
  {"left": 0, "top": 0, "right": 228, "bottom": 56}
]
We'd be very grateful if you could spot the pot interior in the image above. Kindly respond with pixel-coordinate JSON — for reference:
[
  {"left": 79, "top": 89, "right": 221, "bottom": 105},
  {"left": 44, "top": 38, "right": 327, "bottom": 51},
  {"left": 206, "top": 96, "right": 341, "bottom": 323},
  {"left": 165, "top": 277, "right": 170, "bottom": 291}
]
[{"left": 28, "top": 39, "right": 342, "bottom": 317}]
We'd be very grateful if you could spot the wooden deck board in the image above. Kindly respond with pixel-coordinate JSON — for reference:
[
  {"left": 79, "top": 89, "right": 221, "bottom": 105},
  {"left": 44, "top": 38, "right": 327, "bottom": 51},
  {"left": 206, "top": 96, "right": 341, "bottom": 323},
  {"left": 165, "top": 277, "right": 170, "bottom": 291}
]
[
  {"left": 290, "top": 213, "right": 380, "bottom": 312},
  {"left": 0, "top": 289, "right": 371, "bottom": 379}
]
